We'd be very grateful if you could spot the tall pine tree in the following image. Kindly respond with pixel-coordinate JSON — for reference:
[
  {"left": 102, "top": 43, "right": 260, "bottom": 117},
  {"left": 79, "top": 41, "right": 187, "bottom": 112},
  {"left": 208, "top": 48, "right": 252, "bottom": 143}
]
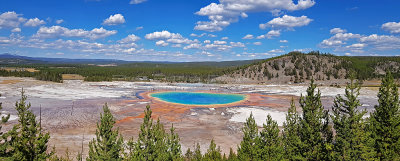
[
  {"left": 87, "top": 103, "right": 124, "bottom": 161},
  {"left": 298, "top": 79, "right": 333, "bottom": 160},
  {"left": 237, "top": 113, "right": 259, "bottom": 160},
  {"left": 331, "top": 77, "right": 376, "bottom": 160},
  {"left": 0, "top": 93, "right": 10, "bottom": 158},
  {"left": 258, "top": 115, "right": 284, "bottom": 160},
  {"left": 370, "top": 72, "right": 400, "bottom": 160},
  {"left": 7, "top": 90, "right": 53, "bottom": 160},
  {"left": 282, "top": 98, "right": 304, "bottom": 160}
]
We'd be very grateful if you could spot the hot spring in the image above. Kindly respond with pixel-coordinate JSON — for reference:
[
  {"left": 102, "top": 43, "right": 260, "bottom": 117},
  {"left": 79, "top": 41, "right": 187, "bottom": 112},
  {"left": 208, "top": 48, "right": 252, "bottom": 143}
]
[{"left": 150, "top": 92, "right": 246, "bottom": 105}]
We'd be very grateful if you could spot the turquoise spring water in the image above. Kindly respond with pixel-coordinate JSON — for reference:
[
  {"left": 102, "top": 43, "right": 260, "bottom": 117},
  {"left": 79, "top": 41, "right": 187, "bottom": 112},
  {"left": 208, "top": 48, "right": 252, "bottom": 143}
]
[{"left": 150, "top": 92, "right": 245, "bottom": 105}]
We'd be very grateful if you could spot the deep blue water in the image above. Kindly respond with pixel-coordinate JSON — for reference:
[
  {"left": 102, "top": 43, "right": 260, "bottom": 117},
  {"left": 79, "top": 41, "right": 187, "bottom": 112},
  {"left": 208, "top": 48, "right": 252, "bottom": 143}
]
[{"left": 150, "top": 92, "right": 245, "bottom": 105}]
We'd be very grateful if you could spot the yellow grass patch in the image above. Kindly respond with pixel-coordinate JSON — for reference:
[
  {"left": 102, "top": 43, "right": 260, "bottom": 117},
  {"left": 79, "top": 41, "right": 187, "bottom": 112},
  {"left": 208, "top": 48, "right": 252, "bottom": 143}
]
[{"left": 62, "top": 74, "right": 85, "bottom": 80}]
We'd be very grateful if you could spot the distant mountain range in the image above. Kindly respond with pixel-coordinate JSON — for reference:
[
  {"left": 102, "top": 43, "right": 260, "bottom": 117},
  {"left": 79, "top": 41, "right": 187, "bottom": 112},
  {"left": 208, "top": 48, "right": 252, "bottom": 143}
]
[{"left": 0, "top": 53, "right": 260, "bottom": 67}]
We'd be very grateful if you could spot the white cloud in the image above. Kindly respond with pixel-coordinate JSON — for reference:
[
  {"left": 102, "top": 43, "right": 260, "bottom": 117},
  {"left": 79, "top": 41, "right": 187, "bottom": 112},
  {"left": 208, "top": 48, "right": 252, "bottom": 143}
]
[
  {"left": 136, "top": 26, "right": 144, "bottom": 30},
  {"left": 242, "top": 34, "right": 254, "bottom": 39},
  {"left": 330, "top": 28, "right": 346, "bottom": 34},
  {"left": 280, "top": 40, "right": 288, "bottom": 43},
  {"left": 102, "top": 14, "right": 125, "bottom": 26},
  {"left": 118, "top": 34, "right": 140, "bottom": 44},
  {"left": 230, "top": 42, "right": 245, "bottom": 47},
  {"left": 34, "top": 26, "right": 117, "bottom": 40},
  {"left": 208, "top": 34, "right": 217, "bottom": 37},
  {"left": 221, "top": 36, "right": 229, "bottom": 40},
  {"left": 269, "top": 49, "right": 284, "bottom": 53},
  {"left": 194, "top": 0, "right": 315, "bottom": 31},
  {"left": 213, "top": 40, "right": 227, "bottom": 45},
  {"left": 382, "top": 21, "right": 400, "bottom": 34},
  {"left": 0, "top": 11, "right": 26, "bottom": 29},
  {"left": 190, "top": 33, "right": 206, "bottom": 37},
  {"left": 155, "top": 40, "right": 169, "bottom": 47},
  {"left": 56, "top": 19, "right": 64, "bottom": 24},
  {"left": 145, "top": 30, "right": 181, "bottom": 40},
  {"left": 204, "top": 40, "right": 211, "bottom": 43},
  {"left": 320, "top": 28, "right": 400, "bottom": 53},
  {"left": 24, "top": 18, "right": 46, "bottom": 27},
  {"left": 183, "top": 43, "right": 202, "bottom": 49},
  {"left": 253, "top": 42, "right": 262, "bottom": 45},
  {"left": 257, "top": 30, "right": 281, "bottom": 39},
  {"left": 11, "top": 27, "right": 21, "bottom": 32},
  {"left": 260, "top": 15, "right": 312, "bottom": 30},
  {"left": 130, "top": 0, "right": 147, "bottom": 4},
  {"left": 345, "top": 53, "right": 351, "bottom": 56},
  {"left": 145, "top": 30, "right": 197, "bottom": 45}
]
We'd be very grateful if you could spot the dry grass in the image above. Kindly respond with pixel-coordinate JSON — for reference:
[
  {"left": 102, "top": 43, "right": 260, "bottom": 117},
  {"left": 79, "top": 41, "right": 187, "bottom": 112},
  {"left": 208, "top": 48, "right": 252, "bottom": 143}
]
[
  {"left": 62, "top": 74, "right": 85, "bottom": 80},
  {"left": 0, "top": 79, "right": 22, "bottom": 84}
]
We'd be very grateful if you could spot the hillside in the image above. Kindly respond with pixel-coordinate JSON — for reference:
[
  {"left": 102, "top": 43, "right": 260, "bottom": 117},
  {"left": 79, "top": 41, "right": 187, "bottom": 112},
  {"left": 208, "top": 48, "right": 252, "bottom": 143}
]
[{"left": 217, "top": 51, "right": 400, "bottom": 85}]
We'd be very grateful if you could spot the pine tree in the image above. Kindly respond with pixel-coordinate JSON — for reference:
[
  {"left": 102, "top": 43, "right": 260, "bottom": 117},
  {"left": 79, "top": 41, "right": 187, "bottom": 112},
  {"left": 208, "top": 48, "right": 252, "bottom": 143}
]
[
  {"left": 282, "top": 98, "right": 304, "bottom": 160},
  {"left": 203, "top": 139, "right": 223, "bottom": 161},
  {"left": 331, "top": 77, "right": 376, "bottom": 160},
  {"left": 258, "top": 115, "right": 284, "bottom": 160},
  {"left": 237, "top": 113, "right": 259, "bottom": 160},
  {"left": 227, "top": 147, "right": 237, "bottom": 161},
  {"left": 167, "top": 124, "right": 182, "bottom": 160},
  {"left": 128, "top": 105, "right": 182, "bottom": 160},
  {"left": 298, "top": 79, "right": 333, "bottom": 160},
  {"left": 0, "top": 93, "right": 10, "bottom": 158},
  {"left": 370, "top": 72, "right": 400, "bottom": 160},
  {"left": 7, "top": 90, "right": 53, "bottom": 160},
  {"left": 87, "top": 103, "right": 124, "bottom": 161}
]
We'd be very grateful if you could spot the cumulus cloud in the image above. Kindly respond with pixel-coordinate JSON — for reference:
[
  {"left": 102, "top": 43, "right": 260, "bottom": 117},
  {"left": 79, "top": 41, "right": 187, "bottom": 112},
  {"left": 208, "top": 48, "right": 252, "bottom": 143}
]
[
  {"left": 190, "top": 33, "right": 206, "bottom": 37},
  {"left": 118, "top": 34, "right": 140, "bottom": 44},
  {"left": 320, "top": 28, "right": 400, "bottom": 53},
  {"left": 11, "top": 27, "right": 21, "bottom": 32},
  {"left": 33, "top": 26, "right": 117, "bottom": 40},
  {"left": 155, "top": 40, "right": 169, "bottom": 47},
  {"left": 330, "top": 28, "right": 346, "bottom": 34},
  {"left": 145, "top": 30, "right": 197, "bottom": 44},
  {"left": 0, "top": 11, "right": 26, "bottom": 29},
  {"left": 221, "top": 36, "right": 228, "bottom": 40},
  {"left": 213, "top": 40, "right": 227, "bottom": 45},
  {"left": 130, "top": 0, "right": 147, "bottom": 4},
  {"left": 194, "top": 0, "right": 315, "bottom": 32},
  {"left": 24, "top": 18, "right": 46, "bottom": 27},
  {"left": 253, "top": 42, "right": 262, "bottom": 45},
  {"left": 136, "top": 26, "right": 144, "bottom": 30},
  {"left": 257, "top": 30, "right": 281, "bottom": 39},
  {"left": 102, "top": 14, "right": 125, "bottom": 26},
  {"left": 204, "top": 40, "right": 211, "bottom": 43},
  {"left": 230, "top": 42, "right": 245, "bottom": 47},
  {"left": 56, "top": 19, "right": 64, "bottom": 24},
  {"left": 382, "top": 21, "right": 400, "bottom": 34},
  {"left": 259, "top": 15, "right": 312, "bottom": 30},
  {"left": 183, "top": 43, "right": 202, "bottom": 49},
  {"left": 242, "top": 34, "right": 254, "bottom": 39},
  {"left": 280, "top": 40, "right": 288, "bottom": 43}
]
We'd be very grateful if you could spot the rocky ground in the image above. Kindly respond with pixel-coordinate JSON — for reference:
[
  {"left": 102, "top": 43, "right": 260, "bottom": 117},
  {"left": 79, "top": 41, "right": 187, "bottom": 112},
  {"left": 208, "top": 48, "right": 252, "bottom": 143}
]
[{"left": 0, "top": 77, "right": 379, "bottom": 158}]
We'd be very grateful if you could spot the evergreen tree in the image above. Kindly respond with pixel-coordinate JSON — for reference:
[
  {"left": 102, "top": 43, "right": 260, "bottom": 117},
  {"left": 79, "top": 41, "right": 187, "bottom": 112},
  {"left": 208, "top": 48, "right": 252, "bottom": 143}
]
[
  {"left": 227, "top": 147, "right": 237, "bottom": 161},
  {"left": 237, "top": 113, "right": 259, "bottom": 160},
  {"left": 128, "top": 105, "right": 183, "bottom": 161},
  {"left": 0, "top": 93, "right": 10, "bottom": 158},
  {"left": 87, "top": 103, "right": 124, "bottom": 161},
  {"left": 298, "top": 79, "right": 333, "bottom": 160},
  {"left": 7, "top": 90, "right": 53, "bottom": 160},
  {"left": 370, "top": 72, "right": 400, "bottom": 160},
  {"left": 203, "top": 139, "right": 223, "bottom": 161},
  {"left": 258, "top": 115, "right": 284, "bottom": 160},
  {"left": 331, "top": 77, "right": 376, "bottom": 160},
  {"left": 282, "top": 98, "right": 304, "bottom": 160},
  {"left": 167, "top": 124, "right": 182, "bottom": 160}
]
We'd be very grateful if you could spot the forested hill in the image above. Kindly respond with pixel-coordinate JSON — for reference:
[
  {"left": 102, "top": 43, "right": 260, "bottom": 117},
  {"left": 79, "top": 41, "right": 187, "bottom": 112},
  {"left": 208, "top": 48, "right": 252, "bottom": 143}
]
[{"left": 217, "top": 51, "right": 400, "bottom": 84}]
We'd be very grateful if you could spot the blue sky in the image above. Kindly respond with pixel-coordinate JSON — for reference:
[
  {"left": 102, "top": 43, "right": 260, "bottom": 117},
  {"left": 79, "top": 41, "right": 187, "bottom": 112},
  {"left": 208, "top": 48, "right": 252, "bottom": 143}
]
[{"left": 0, "top": 0, "right": 400, "bottom": 61}]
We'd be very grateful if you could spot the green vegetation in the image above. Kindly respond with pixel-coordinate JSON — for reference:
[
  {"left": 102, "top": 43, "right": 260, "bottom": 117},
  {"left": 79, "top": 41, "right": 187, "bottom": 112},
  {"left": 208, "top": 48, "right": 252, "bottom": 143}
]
[{"left": 0, "top": 73, "right": 400, "bottom": 160}]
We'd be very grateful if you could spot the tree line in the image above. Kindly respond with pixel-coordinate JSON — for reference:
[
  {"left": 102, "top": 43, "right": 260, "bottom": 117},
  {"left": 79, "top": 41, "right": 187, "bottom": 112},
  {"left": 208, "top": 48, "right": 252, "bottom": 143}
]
[{"left": 0, "top": 73, "right": 399, "bottom": 160}]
